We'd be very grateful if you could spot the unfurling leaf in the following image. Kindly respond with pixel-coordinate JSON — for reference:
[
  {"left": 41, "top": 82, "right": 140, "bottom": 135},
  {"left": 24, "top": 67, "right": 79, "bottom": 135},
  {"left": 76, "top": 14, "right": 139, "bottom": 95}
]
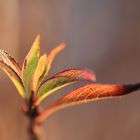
[
  {"left": 35, "top": 68, "right": 96, "bottom": 105},
  {"left": 31, "top": 54, "right": 47, "bottom": 92},
  {"left": 0, "top": 49, "right": 21, "bottom": 77},
  {"left": 46, "top": 43, "right": 65, "bottom": 75},
  {"left": 36, "top": 83, "right": 140, "bottom": 123},
  {"left": 0, "top": 49, "right": 25, "bottom": 97},
  {"left": 22, "top": 35, "right": 40, "bottom": 95}
]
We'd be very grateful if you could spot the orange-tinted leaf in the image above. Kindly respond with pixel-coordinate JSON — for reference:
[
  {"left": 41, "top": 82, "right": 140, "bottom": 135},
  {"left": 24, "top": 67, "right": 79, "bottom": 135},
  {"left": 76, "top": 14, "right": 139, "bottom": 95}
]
[
  {"left": 46, "top": 43, "right": 65, "bottom": 75},
  {"left": 36, "top": 83, "right": 140, "bottom": 123},
  {"left": 0, "top": 61, "right": 25, "bottom": 98},
  {"left": 0, "top": 49, "right": 21, "bottom": 77},
  {"left": 0, "top": 49, "right": 26, "bottom": 97},
  {"left": 31, "top": 54, "right": 47, "bottom": 92},
  {"left": 35, "top": 68, "right": 95, "bottom": 105},
  {"left": 22, "top": 35, "right": 40, "bottom": 95}
]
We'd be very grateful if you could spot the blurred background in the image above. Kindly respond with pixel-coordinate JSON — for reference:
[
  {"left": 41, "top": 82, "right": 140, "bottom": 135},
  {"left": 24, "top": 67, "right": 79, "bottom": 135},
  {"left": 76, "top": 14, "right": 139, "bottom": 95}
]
[{"left": 0, "top": 0, "right": 140, "bottom": 140}]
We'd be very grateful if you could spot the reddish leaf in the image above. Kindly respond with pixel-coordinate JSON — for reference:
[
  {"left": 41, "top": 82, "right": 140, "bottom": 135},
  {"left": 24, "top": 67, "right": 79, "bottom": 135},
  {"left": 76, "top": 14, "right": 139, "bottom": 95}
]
[
  {"left": 36, "top": 83, "right": 140, "bottom": 123},
  {"left": 35, "top": 68, "right": 96, "bottom": 105}
]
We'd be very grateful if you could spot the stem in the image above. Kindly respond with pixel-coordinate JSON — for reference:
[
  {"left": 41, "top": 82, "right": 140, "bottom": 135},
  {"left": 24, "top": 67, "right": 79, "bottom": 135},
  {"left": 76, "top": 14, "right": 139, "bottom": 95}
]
[
  {"left": 23, "top": 97, "right": 46, "bottom": 140},
  {"left": 28, "top": 107, "right": 41, "bottom": 140}
]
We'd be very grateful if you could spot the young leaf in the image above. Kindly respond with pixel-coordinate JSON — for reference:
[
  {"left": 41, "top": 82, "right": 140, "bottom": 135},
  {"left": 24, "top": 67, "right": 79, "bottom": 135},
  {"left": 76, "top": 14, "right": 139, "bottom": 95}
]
[
  {"left": 31, "top": 54, "right": 47, "bottom": 92},
  {"left": 0, "top": 61, "right": 25, "bottom": 98},
  {"left": 0, "top": 49, "right": 22, "bottom": 77},
  {"left": 46, "top": 43, "right": 65, "bottom": 75},
  {"left": 0, "top": 49, "right": 26, "bottom": 97},
  {"left": 36, "top": 83, "right": 140, "bottom": 123},
  {"left": 22, "top": 35, "right": 40, "bottom": 95},
  {"left": 35, "top": 68, "right": 95, "bottom": 105}
]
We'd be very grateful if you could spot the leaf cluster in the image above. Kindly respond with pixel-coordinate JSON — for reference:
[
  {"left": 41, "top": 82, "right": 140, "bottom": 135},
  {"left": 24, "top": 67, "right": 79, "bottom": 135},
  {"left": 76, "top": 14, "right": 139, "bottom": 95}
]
[{"left": 0, "top": 35, "right": 140, "bottom": 124}]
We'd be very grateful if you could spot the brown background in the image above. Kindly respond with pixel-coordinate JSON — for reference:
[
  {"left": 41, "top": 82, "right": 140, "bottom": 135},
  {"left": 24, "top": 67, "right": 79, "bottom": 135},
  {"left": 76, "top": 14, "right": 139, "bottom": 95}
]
[{"left": 0, "top": 0, "right": 140, "bottom": 140}]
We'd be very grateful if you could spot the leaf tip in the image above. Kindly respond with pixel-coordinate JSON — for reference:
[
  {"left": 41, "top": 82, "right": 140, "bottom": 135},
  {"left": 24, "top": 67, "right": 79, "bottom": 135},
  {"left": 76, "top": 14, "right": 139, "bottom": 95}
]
[
  {"left": 59, "top": 43, "right": 66, "bottom": 50},
  {"left": 33, "top": 34, "right": 40, "bottom": 53},
  {"left": 85, "top": 69, "right": 96, "bottom": 81},
  {"left": 36, "top": 34, "right": 41, "bottom": 42}
]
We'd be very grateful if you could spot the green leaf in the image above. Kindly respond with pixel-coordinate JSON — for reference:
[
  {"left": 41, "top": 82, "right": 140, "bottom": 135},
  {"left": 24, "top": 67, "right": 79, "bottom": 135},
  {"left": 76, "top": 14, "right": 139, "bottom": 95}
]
[
  {"left": 22, "top": 35, "right": 40, "bottom": 95},
  {"left": 35, "top": 68, "right": 96, "bottom": 105},
  {"left": 0, "top": 49, "right": 26, "bottom": 97},
  {"left": 36, "top": 83, "right": 140, "bottom": 123},
  {"left": 31, "top": 54, "right": 47, "bottom": 92}
]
